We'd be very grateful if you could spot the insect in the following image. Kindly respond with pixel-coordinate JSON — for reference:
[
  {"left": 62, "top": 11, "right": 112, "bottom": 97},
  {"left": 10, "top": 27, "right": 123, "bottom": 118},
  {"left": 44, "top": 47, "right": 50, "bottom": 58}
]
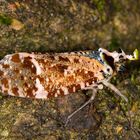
[{"left": 0, "top": 48, "right": 138, "bottom": 125}]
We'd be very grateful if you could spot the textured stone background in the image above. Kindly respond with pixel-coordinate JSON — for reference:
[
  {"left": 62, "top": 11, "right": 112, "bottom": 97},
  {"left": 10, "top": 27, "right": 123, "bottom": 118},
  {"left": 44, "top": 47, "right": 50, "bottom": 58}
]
[{"left": 0, "top": 1, "right": 140, "bottom": 139}]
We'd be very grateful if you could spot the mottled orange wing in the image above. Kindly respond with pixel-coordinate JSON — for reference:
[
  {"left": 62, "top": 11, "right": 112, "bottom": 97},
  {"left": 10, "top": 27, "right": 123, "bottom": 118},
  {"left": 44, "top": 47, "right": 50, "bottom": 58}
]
[{"left": 0, "top": 52, "right": 106, "bottom": 99}]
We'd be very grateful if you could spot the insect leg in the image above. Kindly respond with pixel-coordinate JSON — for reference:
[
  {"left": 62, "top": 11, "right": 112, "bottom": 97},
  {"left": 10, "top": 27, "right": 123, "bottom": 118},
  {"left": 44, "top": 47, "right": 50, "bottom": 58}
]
[
  {"left": 101, "top": 80, "right": 128, "bottom": 102},
  {"left": 65, "top": 88, "right": 97, "bottom": 126}
]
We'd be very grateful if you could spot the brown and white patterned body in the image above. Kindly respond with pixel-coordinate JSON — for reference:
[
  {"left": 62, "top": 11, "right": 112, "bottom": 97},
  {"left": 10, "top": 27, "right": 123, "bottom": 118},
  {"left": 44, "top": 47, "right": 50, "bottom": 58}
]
[
  {"left": 0, "top": 48, "right": 136, "bottom": 99},
  {"left": 0, "top": 52, "right": 107, "bottom": 99}
]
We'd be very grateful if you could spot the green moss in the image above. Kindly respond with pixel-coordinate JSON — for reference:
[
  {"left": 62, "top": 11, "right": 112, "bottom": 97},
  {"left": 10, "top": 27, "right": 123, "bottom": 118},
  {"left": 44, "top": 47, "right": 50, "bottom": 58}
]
[
  {"left": 112, "top": 0, "right": 122, "bottom": 12},
  {"left": 92, "top": 0, "right": 106, "bottom": 21},
  {"left": 108, "top": 37, "right": 120, "bottom": 50},
  {"left": 93, "top": 0, "right": 105, "bottom": 13},
  {"left": 131, "top": 74, "right": 135, "bottom": 84},
  {"left": 0, "top": 15, "right": 12, "bottom": 26}
]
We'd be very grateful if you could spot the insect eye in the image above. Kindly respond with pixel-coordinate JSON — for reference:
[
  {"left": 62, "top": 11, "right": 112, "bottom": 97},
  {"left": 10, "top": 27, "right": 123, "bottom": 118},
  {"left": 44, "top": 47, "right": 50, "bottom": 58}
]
[
  {"left": 107, "top": 68, "right": 110, "bottom": 72},
  {"left": 102, "top": 66, "right": 113, "bottom": 78},
  {"left": 106, "top": 67, "right": 112, "bottom": 74}
]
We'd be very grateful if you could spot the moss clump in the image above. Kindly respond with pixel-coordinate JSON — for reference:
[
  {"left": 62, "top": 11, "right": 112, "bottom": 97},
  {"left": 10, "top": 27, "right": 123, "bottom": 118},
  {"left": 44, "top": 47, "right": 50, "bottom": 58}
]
[
  {"left": 93, "top": 0, "right": 105, "bottom": 13},
  {"left": 92, "top": 0, "right": 106, "bottom": 21},
  {"left": 0, "top": 15, "right": 12, "bottom": 26}
]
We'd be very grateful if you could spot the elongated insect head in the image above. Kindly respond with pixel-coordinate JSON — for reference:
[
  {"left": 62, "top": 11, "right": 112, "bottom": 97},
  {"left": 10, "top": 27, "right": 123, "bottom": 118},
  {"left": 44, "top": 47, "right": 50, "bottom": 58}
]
[{"left": 97, "top": 48, "right": 139, "bottom": 74}]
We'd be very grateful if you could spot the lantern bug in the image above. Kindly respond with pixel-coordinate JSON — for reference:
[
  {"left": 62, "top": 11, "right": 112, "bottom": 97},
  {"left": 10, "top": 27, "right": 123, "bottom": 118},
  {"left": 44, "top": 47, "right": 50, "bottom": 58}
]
[{"left": 0, "top": 48, "right": 138, "bottom": 125}]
